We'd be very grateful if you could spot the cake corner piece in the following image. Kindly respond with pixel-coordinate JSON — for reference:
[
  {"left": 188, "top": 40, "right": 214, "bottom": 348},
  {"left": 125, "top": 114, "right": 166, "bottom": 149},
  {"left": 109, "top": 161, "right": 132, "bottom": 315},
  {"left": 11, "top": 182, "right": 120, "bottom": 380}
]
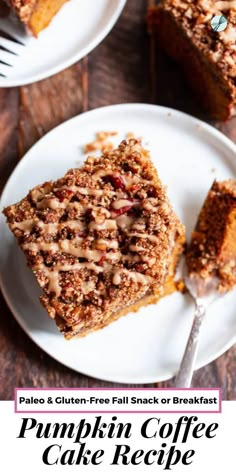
[
  {"left": 186, "top": 179, "right": 236, "bottom": 292},
  {"left": 5, "top": 0, "right": 69, "bottom": 35},
  {"left": 3, "top": 138, "right": 185, "bottom": 339}
]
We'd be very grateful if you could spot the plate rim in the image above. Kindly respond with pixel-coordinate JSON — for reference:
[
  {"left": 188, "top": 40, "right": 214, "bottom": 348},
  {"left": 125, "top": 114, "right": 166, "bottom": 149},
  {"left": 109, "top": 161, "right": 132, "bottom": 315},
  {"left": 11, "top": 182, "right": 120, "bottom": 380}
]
[
  {"left": 0, "top": 102, "right": 236, "bottom": 384},
  {"left": 0, "top": 0, "right": 127, "bottom": 88}
]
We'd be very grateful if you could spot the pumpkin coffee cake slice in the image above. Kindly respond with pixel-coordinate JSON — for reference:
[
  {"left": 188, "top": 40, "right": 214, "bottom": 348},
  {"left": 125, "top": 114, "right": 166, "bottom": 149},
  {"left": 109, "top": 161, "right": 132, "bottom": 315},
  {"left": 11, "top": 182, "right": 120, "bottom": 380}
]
[{"left": 3, "top": 139, "right": 185, "bottom": 339}]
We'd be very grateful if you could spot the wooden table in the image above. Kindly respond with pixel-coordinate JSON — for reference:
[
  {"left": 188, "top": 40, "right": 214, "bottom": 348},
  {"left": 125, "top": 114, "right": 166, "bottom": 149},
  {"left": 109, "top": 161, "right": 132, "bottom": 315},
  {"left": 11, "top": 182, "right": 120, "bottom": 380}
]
[{"left": 0, "top": 0, "right": 235, "bottom": 400}]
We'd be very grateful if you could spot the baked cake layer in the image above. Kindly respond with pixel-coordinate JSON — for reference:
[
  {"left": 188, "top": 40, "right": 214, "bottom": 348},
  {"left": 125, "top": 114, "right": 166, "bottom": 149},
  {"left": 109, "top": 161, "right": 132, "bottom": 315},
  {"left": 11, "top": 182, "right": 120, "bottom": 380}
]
[
  {"left": 6, "top": 0, "right": 68, "bottom": 35},
  {"left": 148, "top": 0, "right": 236, "bottom": 120},
  {"left": 4, "top": 139, "right": 185, "bottom": 339},
  {"left": 187, "top": 179, "right": 236, "bottom": 291}
]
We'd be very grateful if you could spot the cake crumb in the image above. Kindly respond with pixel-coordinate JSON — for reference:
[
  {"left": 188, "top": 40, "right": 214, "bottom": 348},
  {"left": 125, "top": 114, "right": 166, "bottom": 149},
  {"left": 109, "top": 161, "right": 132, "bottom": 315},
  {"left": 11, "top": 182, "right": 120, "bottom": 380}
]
[
  {"left": 84, "top": 131, "right": 118, "bottom": 154},
  {"left": 96, "top": 131, "right": 117, "bottom": 140},
  {"left": 127, "top": 132, "right": 135, "bottom": 139},
  {"left": 175, "top": 279, "right": 186, "bottom": 293}
]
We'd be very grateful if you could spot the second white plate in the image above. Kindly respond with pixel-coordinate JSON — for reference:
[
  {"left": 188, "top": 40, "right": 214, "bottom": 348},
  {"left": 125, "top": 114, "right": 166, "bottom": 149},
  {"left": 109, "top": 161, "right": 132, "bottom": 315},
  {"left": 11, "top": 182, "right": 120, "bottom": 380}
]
[
  {"left": 0, "top": 0, "right": 126, "bottom": 87},
  {"left": 0, "top": 104, "right": 236, "bottom": 383}
]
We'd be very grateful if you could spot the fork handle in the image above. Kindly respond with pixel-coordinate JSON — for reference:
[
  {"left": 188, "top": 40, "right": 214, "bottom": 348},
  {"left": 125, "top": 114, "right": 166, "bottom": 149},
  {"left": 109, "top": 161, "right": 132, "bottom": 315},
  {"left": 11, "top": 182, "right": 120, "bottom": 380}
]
[{"left": 174, "top": 303, "right": 206, "bottom": 388}]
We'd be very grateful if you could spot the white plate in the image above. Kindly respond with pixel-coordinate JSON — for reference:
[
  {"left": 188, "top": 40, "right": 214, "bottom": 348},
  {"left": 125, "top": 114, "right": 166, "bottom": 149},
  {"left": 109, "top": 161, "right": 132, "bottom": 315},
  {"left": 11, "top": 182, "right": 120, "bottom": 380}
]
[
  {"left": 0, "top": 0, "right": 126, "bottom": 87},
  {"left": 0, "top": 104, "right": 236, "bottom": 384}
]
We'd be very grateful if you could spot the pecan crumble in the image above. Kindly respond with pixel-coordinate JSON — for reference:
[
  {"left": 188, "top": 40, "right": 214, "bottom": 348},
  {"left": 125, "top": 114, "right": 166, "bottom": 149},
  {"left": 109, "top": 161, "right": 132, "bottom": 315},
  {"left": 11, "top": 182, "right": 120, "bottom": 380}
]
[{"left": 3, "top": 139, "right": 185, "bottom": 339}]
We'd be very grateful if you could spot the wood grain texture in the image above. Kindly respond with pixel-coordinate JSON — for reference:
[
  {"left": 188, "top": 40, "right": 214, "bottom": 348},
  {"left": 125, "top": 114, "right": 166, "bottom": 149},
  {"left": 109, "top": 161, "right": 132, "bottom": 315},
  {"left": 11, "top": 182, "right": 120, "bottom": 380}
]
[
  {"left": 0, "top": 0, "right": 235, "bottom": 399},
  {"left": 18, "top": 60, "right": 87, "bottom": 158},
  {"left": 88, "top": 0, "right": 150, "bottom": 108},
  {"left": 0, "top": 88, "right": 19, "bottom": 190}
]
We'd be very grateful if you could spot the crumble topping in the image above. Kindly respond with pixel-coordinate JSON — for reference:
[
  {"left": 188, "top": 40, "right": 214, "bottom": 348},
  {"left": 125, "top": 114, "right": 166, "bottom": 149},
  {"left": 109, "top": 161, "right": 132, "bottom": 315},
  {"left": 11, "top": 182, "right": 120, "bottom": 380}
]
[{"left": 4, "top": 139, "right": 185, "bottom": 338}]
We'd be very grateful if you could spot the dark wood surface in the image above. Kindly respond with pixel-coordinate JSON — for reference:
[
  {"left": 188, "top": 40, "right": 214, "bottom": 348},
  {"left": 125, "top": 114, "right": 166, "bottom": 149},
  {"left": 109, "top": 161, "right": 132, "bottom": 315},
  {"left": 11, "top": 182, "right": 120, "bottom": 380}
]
[{"left": 0, "top": 0, "right": 235, "bottom": 400}]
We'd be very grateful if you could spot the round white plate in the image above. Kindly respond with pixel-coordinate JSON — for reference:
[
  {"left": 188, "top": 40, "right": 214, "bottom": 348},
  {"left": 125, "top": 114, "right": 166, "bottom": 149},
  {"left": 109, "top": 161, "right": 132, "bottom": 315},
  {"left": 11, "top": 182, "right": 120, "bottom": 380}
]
[
  {"left": 0, "top": 0, "right": 126, "bottom": 87},
  {"left": 0, "top": 104, "right": 236, "bottom": 384}
]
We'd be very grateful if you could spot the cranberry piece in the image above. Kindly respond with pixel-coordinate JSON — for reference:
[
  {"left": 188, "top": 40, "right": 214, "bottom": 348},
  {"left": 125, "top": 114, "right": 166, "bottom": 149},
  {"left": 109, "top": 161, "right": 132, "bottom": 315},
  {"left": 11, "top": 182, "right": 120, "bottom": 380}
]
[
  {"left": 134, "top": 263, "right": 146, "bottom": 273},
  {"left": 113, "top": 205, "right": 133, "bottom": 216},
  {"left": 123, "top": 162, "right": 130, "bottom": 172},
  {"left": 77, "top": 231, "right": 86, "bottom": 237},
  {"left": 103, "top": 175, "right": 125, "bottom": 190},
  {"left": 85, "top": 209, "right": 94, "bottom": 223},
  {"left": 127, "top": 208, "right": 136, "bottom": 216},
  {"left": 98, "top": 253, "right": 106, "bottom": 265},
  {"left": 127, "top": 206, "right": 141, "bottom": 217},
  {"left": 147, "top": 186, "right": 158, "bottom": 198},
  {"left": 123, "top": 162, "right": 139, "bottom": 173},
  {"left": 54, "top": 189, "right": 74, "bottom": 202}
]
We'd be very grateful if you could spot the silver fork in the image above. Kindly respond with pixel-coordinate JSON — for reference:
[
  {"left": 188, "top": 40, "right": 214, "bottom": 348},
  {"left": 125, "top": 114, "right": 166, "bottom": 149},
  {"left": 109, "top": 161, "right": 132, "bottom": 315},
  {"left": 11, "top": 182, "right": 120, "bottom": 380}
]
[
  {"left": 0, "top": 15, "right": 26, "bottom": 77},
  {"left": 0, "top": 29, "right": 25, "bottom": 76},
  {"left": 174, "top": 271, "right": 221, "bottom": 388}
]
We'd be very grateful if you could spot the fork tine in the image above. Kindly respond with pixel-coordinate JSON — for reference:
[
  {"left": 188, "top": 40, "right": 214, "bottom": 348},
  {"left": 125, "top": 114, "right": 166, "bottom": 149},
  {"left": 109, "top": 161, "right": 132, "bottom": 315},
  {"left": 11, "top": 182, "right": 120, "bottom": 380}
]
[
  {"left": 0, "top": 37, "right": 24, "bottom": 55},
  {"left": 0, "top": 29, "right": 25, "bottom": 46},
  {"left": 0, "top": 18, "right": 27, "bottom": 77},
  {"left": 0, "top": 59, "right": 12, "bottom": 67},
  {"left": 0, "top": 47, "right": 22, "bottom": 66},
  {"left": 0, "top": 44, "right": 18, "bottom": 55}
]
